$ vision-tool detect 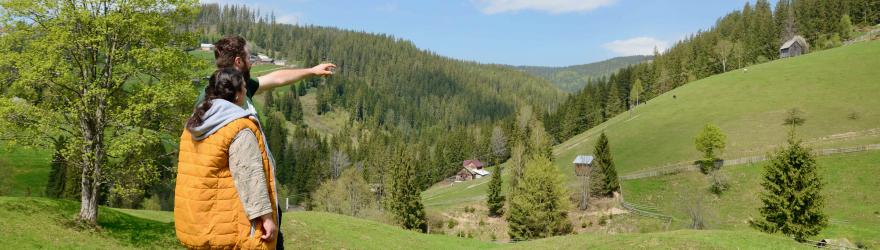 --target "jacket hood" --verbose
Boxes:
[188,99,253,141]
